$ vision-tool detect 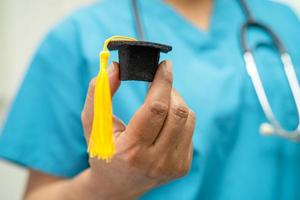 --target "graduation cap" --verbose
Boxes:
[88,36,172,162]
[108,41,172,81]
